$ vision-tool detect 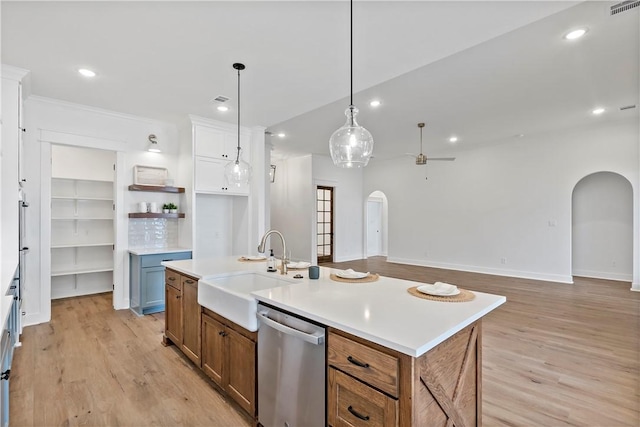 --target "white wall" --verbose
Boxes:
[270,154,366,264]
[364,118,638,286]
[23,96,180,325]
[270,155,313,261]
[312,155,364,262]
[572,172,633,281]
[51,144,116,180]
